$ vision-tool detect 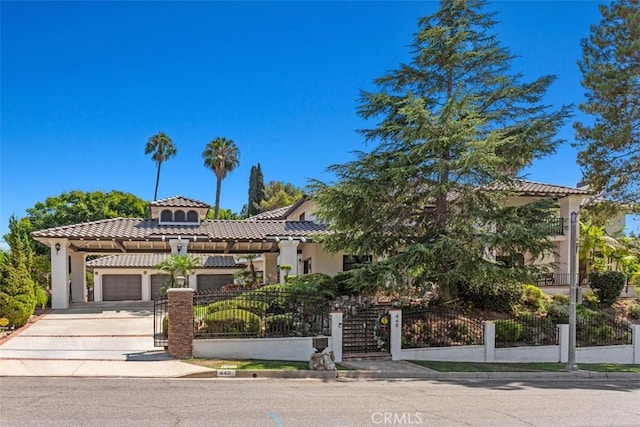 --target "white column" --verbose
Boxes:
[69,252,87,303]
[188,273,197,290]
[633,325,640,364]
[263,253,278,284]
[278,240,299,283]
[94,271,103,302]
[484,322,495,363]
[558,196,582,277]
[558,324,569,363]
[50,240,69,309]
[389,309,402,361]
[331,311,343,363]
[141,272,151,301]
